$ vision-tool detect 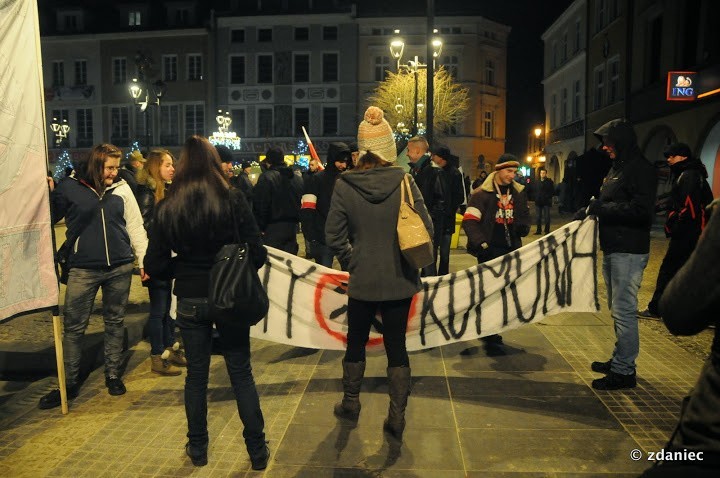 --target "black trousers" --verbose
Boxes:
[345,297,412,367]
[648,236,698,314]
[263,221,299,255]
